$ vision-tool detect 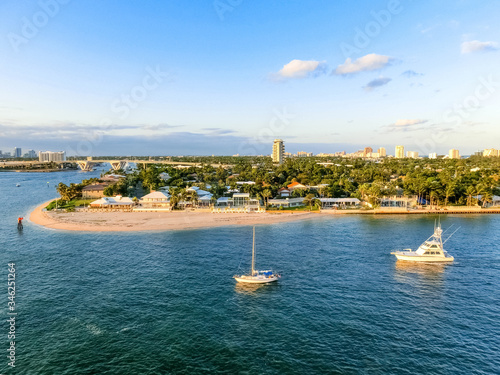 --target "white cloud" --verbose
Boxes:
[394,119,428,127]
[382,119,429,133]
[274,59,327,80]
[461,40,498,54]
[334,53,393,75]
